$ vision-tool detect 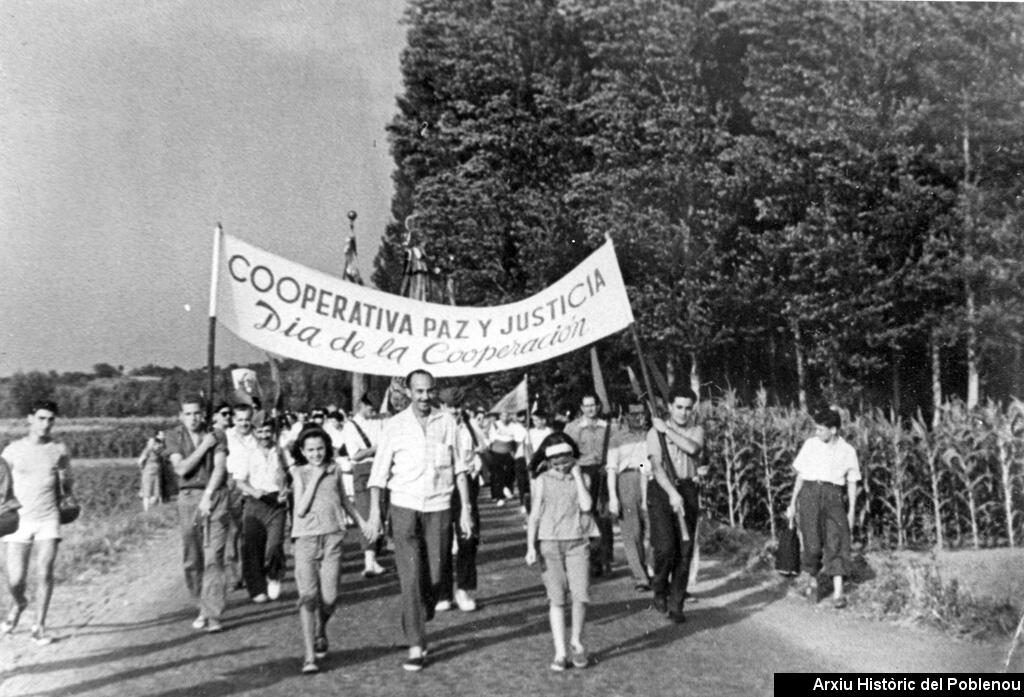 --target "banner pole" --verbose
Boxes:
[207,223,223,420]
[524,373,532,462]
[630,323,688,542]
